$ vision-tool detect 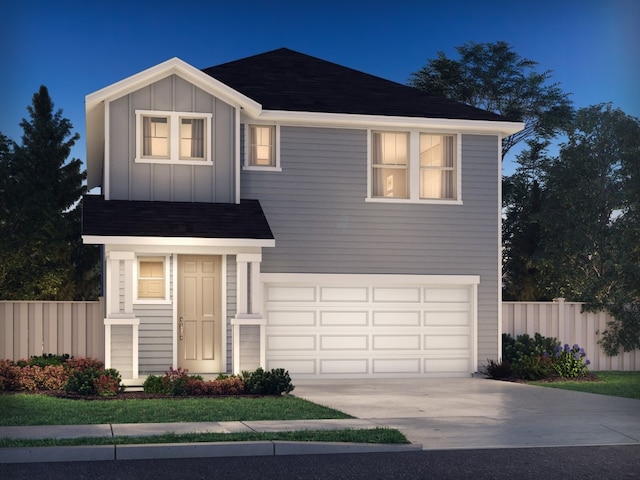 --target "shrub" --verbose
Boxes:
[483,359,514,379]
[553,344,590,378]
[65,367,123,396]
[0,360,21,391]
[241,368,294,395]
[142,374,166,393]
[485,334,590,381]
[27,353,71,367]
